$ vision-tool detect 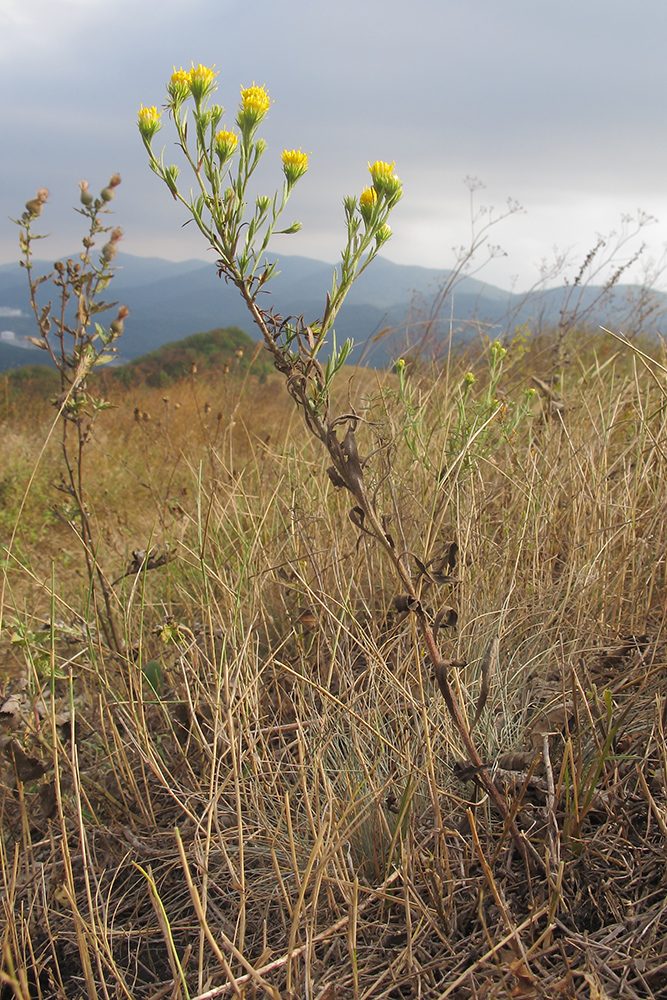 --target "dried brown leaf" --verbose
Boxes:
[4,739,48,782]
